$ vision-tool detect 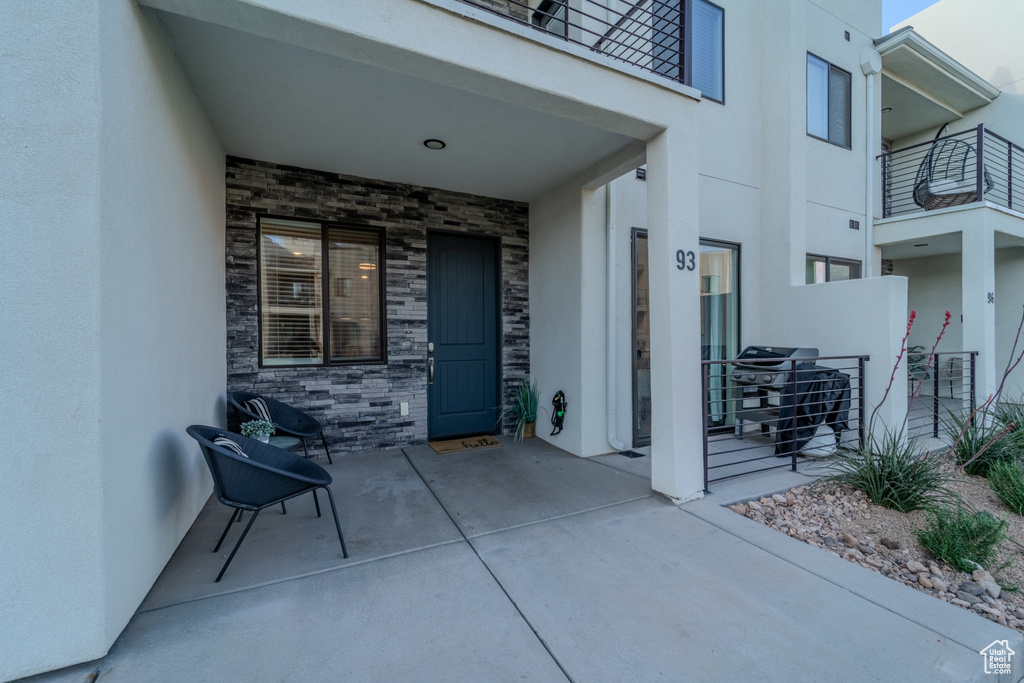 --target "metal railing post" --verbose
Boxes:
[970,352,977,426]
[789,360,798,472]
[858,356,867,448]
[701,361,710,492]
[881,154,889,218]
[1009,143,1014,210]
[933,353,940,438]
[977,124,986,203]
